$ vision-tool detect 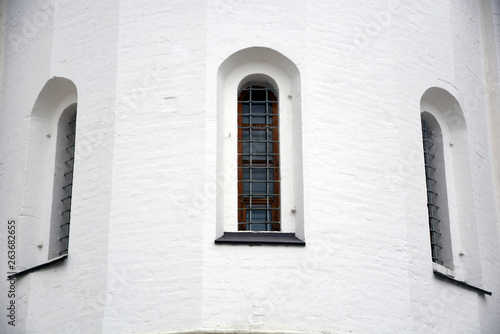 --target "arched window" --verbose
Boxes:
[237,82,280,231]
[14,77,77,276]
[215,47,304,245]
[420,87,490,294]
